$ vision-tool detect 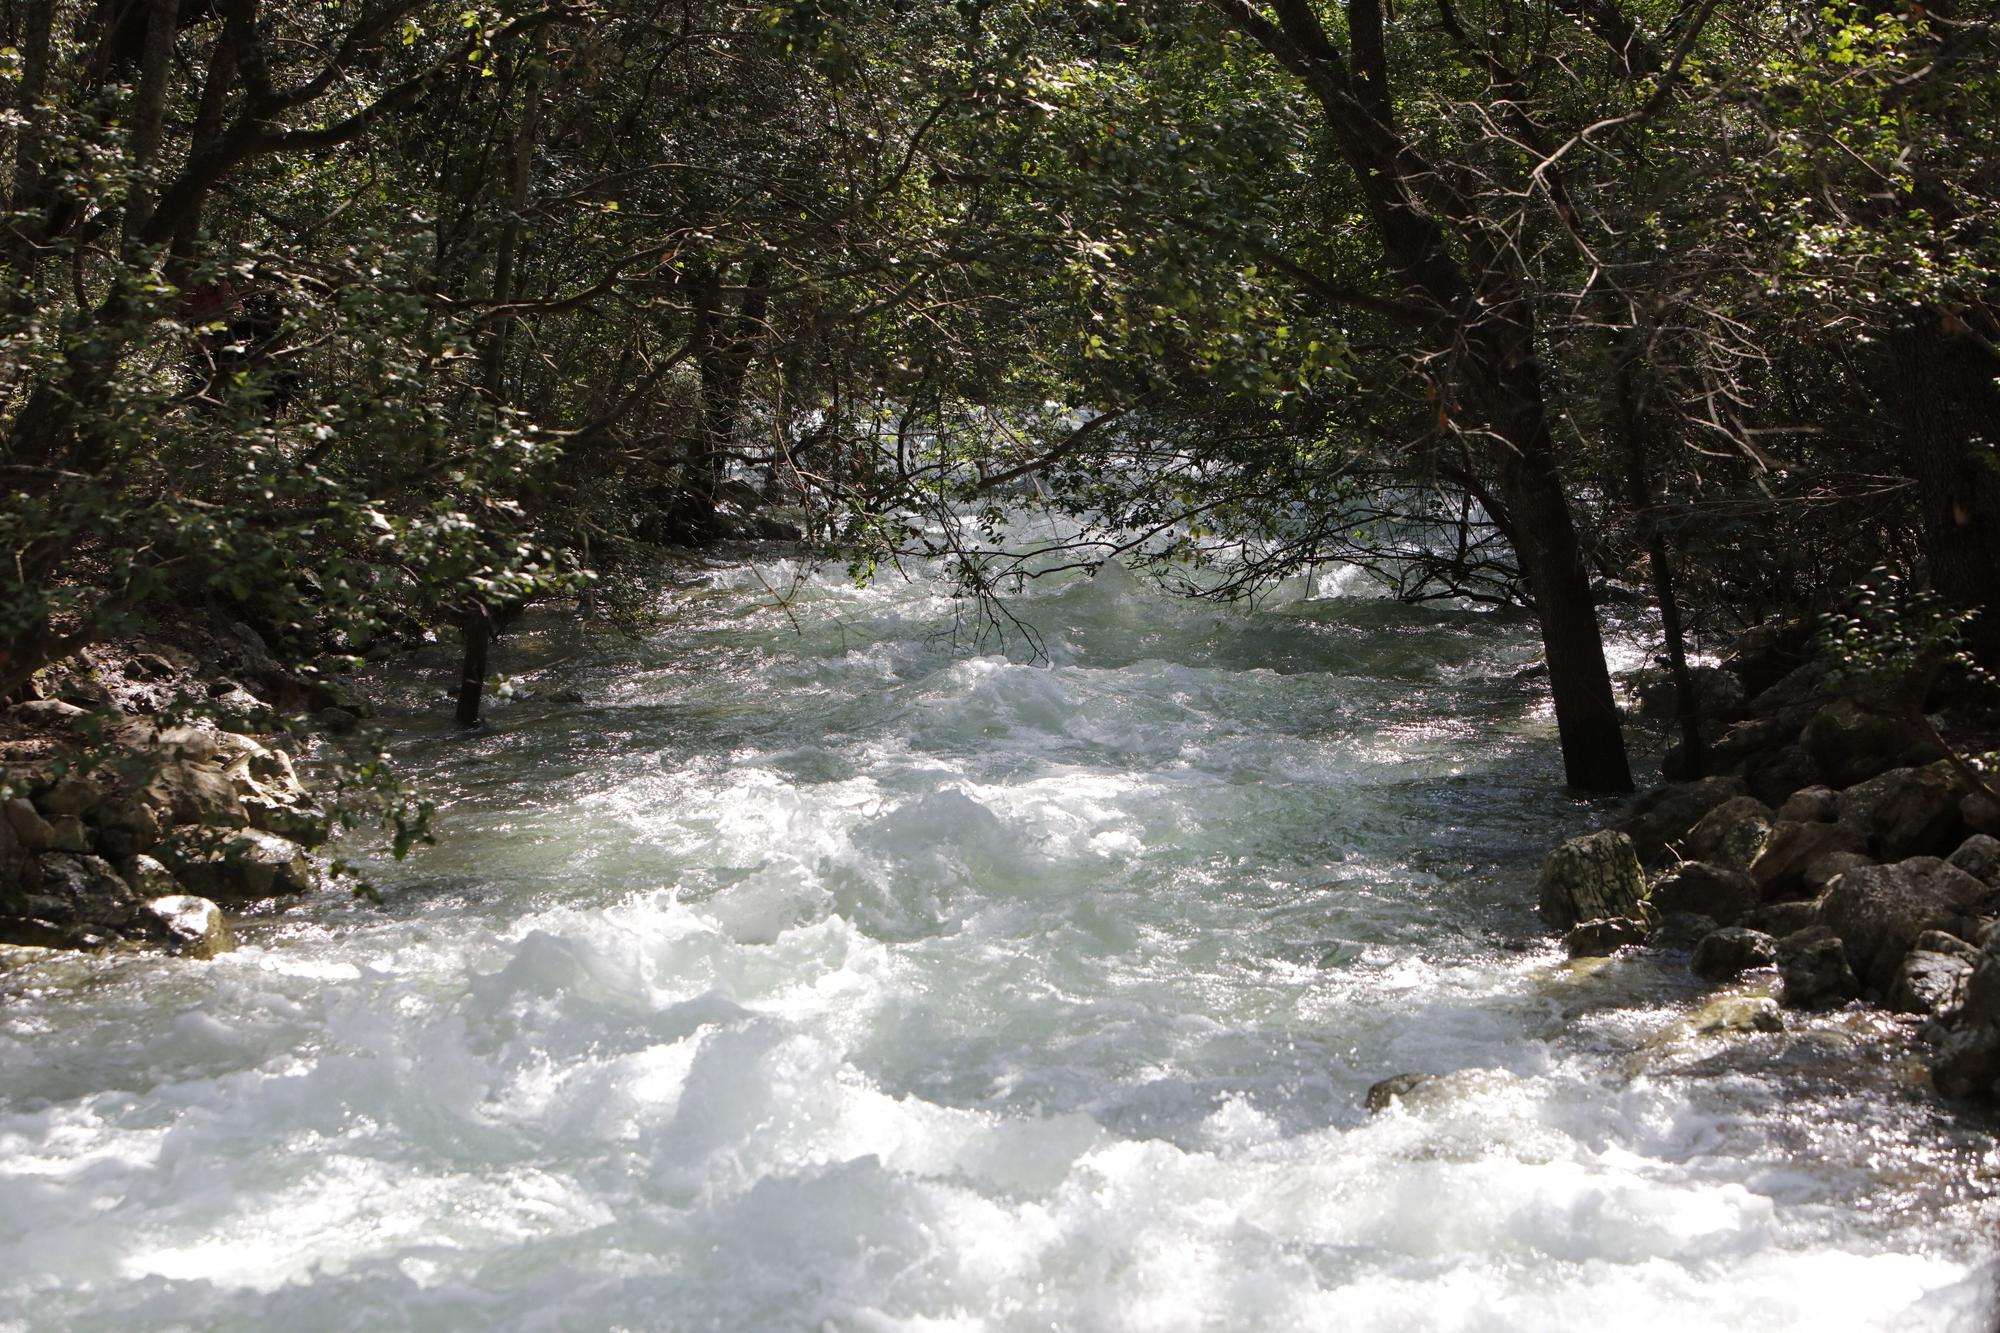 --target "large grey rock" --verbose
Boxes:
[1650,862,1760,925]
[1749,820,1868,899]
[142,759,246,828]
[1817,857,1994,995]
[136,895,236,959]
[178,829,313,902]
[1776,926,1859,1009]
[1804,700,1941,788]
[1615,777,1748,865]
[1682,797,1775,873]
[1538,831,1647,930]
[1692,927,1777,982]
[28,852,139,925]
[1838,765,1964,861]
